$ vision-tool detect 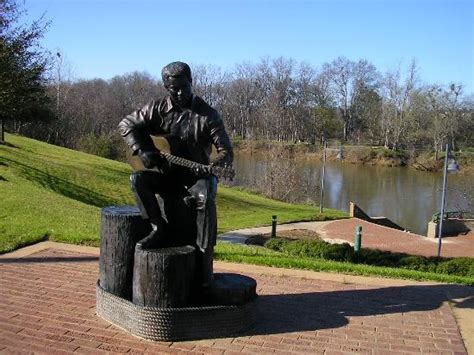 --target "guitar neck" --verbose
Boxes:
[160,152,206,170]
[125,134,234,180]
